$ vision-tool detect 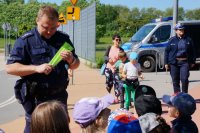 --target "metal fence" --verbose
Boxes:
[59,3,96,62]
